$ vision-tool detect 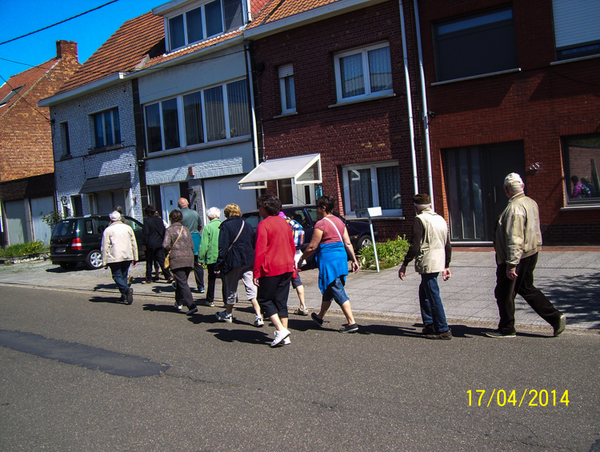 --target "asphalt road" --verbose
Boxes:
[1,285,599,451]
